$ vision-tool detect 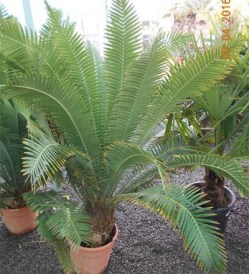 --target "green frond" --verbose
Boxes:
[23,190,71,212]
[36,211,74,272]
[162,31,192,56]
[228,119,249,159]
[105,32,172,142]
[0,138,16,183]
[41,2,105,154]
[136,35,244,145]
[147,135,193,160]
[104,0,142,117]
[167,152,249,198]
[195,85,234,121]
[117,166,159,194]
[4,75,91,147]
[24,191,92,272]
[22,131,77,185]
[105,31,196,143]
[0,16,39,72]
[194,70,249,123]
[46,207,91,248]
[0,99,34,198]
[104,141,169,196]
[1,5,104,170]
[117,185,226,273]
